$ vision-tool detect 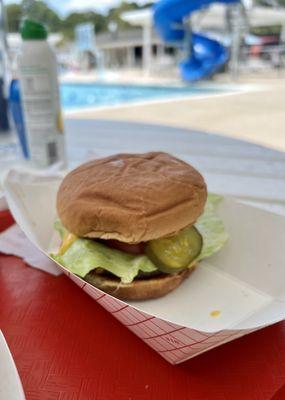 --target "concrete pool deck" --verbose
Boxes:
[66,73,285,153]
